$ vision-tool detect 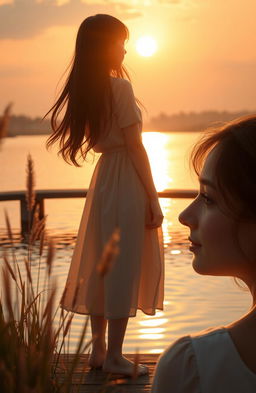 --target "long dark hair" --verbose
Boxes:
[191,115,256,220]
[45,14,130,167]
